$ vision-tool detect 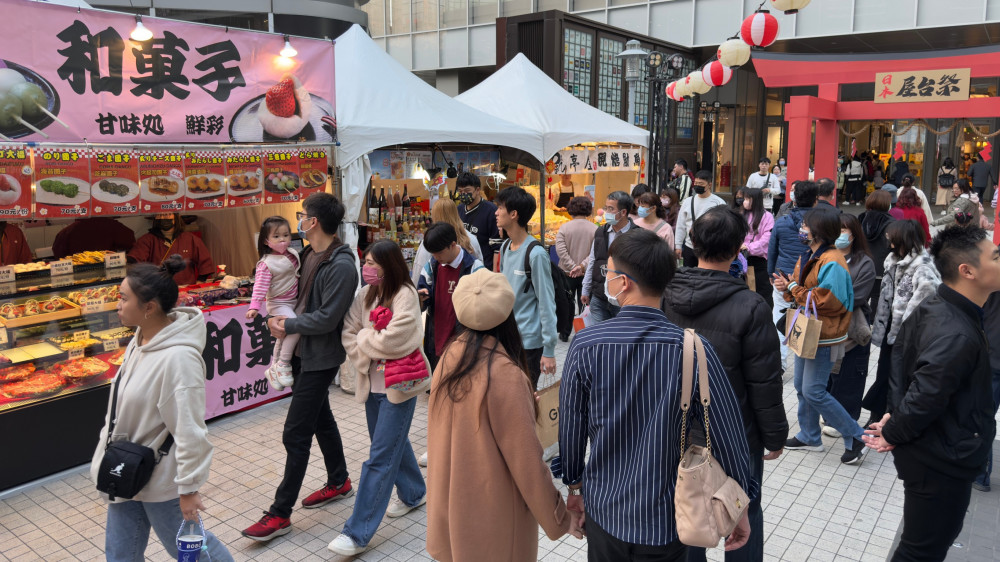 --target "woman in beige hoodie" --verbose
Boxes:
[91,256,233,561]
[330,240,431,556]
